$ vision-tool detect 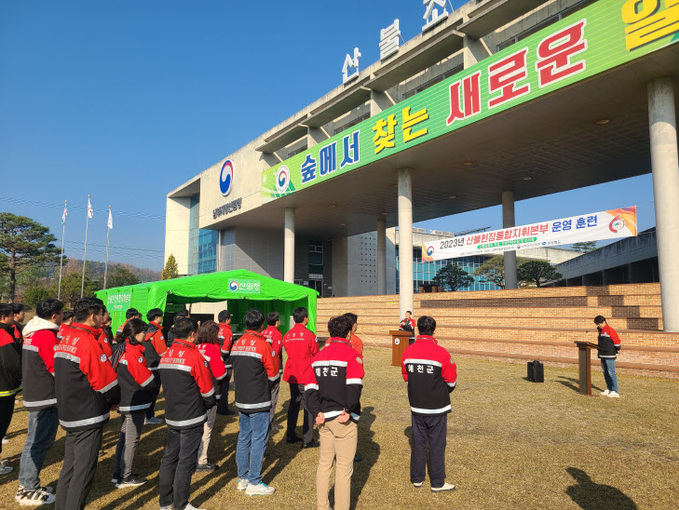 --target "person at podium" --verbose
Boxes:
[399,311,416,332]
[594,315,621,398]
